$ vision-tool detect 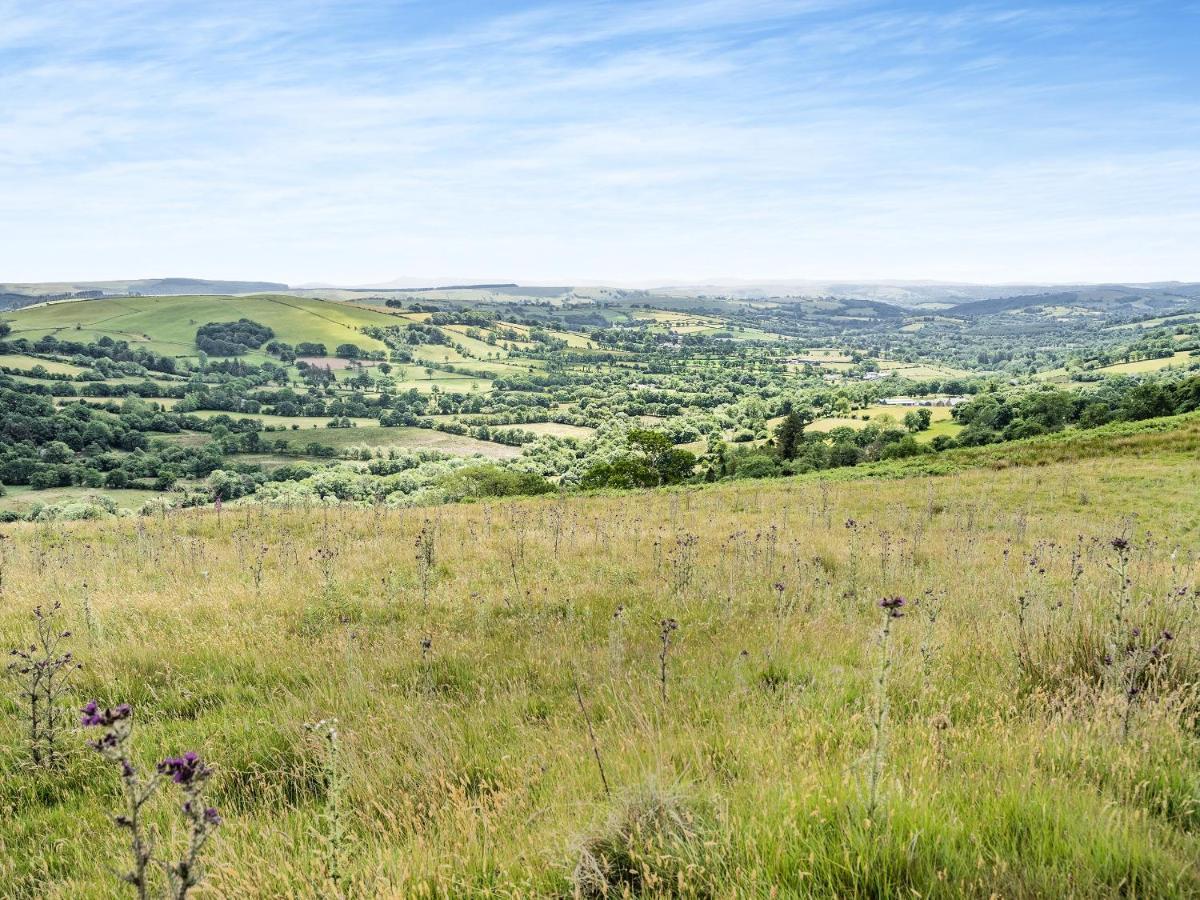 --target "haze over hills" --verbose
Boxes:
[944,283,1200,317]
[5,277,1200,322]
[0,278,288,310]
